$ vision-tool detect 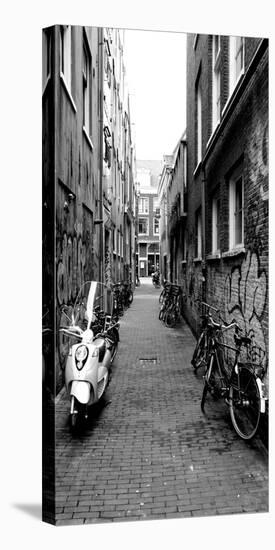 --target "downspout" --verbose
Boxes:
[201,165,207,303]
[98,28,104,284]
